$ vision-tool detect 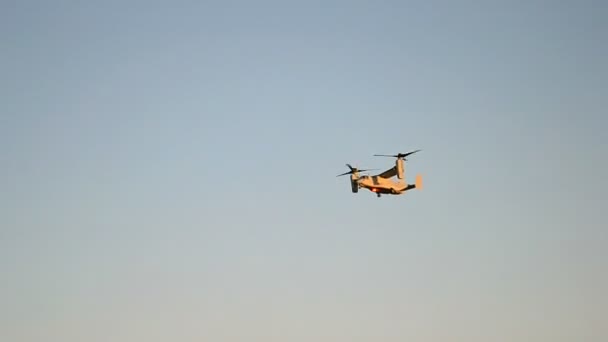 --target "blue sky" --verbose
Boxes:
[2,1,607,341]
